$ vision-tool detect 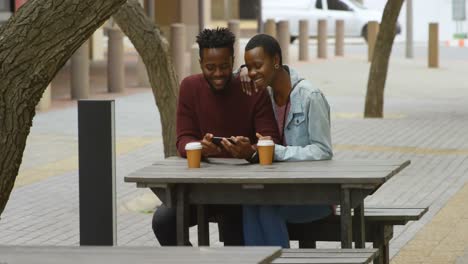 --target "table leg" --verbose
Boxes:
[340,187,352,248]
[197,205,210,246]
[176,185,189,246]
[354,203,366,248]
